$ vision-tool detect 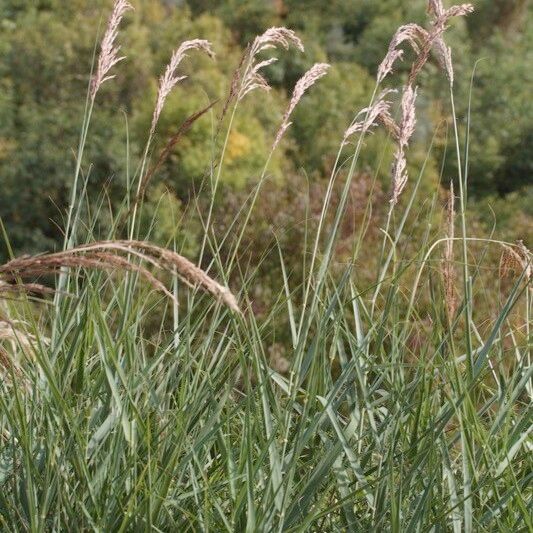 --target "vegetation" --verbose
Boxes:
[0,0,531,530]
